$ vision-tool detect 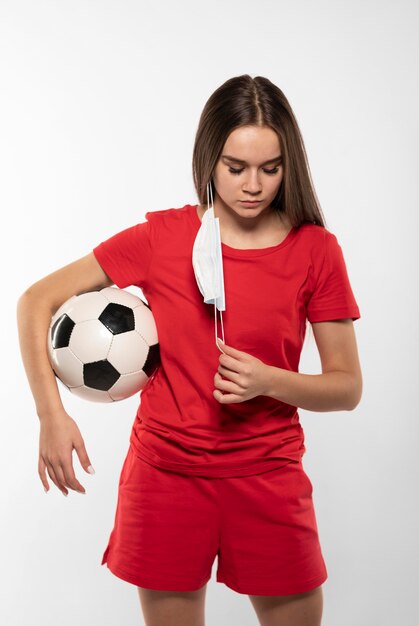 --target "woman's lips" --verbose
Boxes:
[240,200,262,206]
